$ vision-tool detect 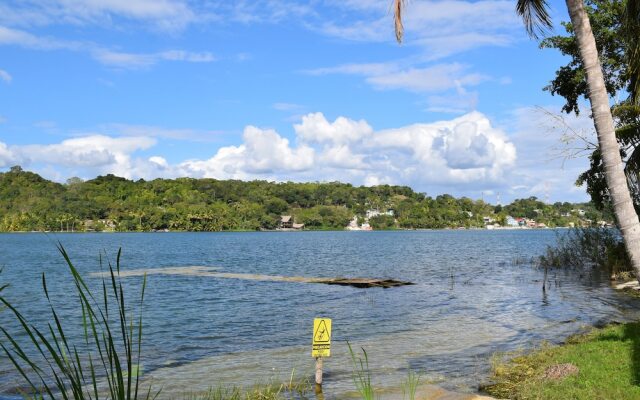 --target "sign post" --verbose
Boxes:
[312,318,332,393]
